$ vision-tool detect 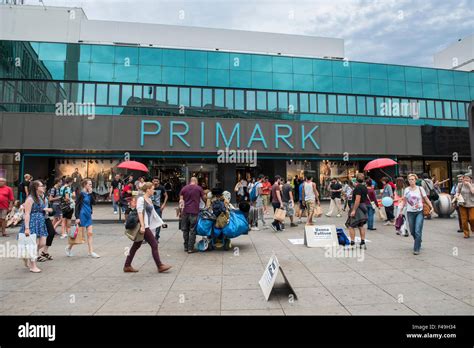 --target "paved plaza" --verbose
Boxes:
[0,203,473,316]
